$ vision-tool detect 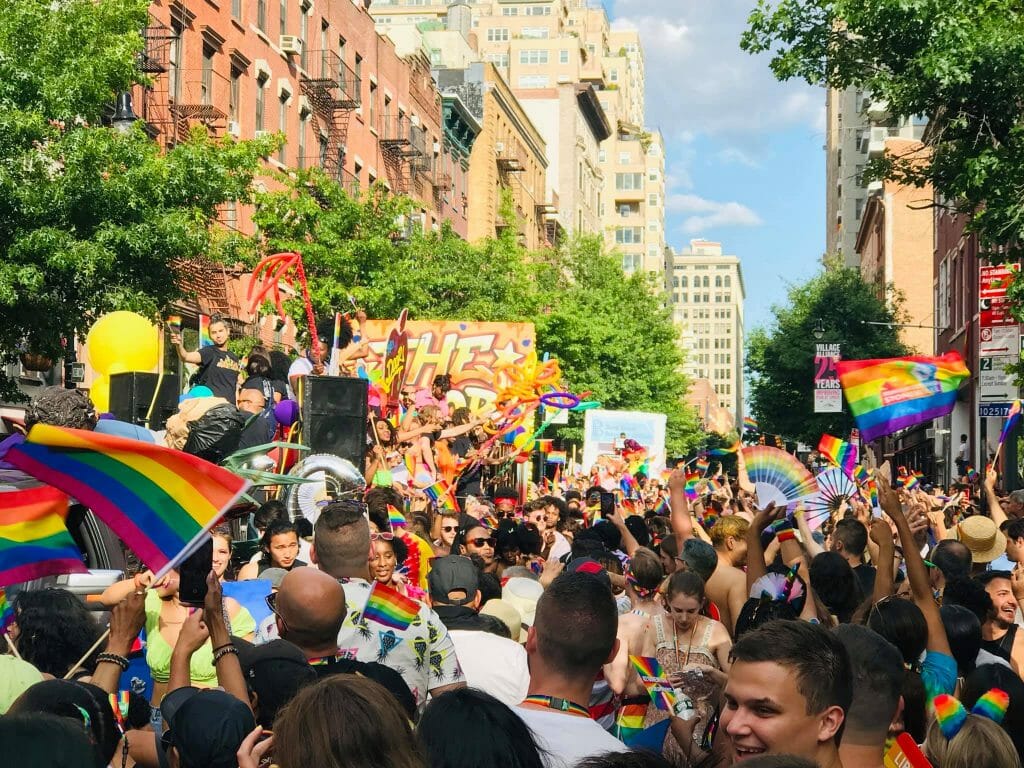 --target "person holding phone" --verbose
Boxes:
[100,528,256,704]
